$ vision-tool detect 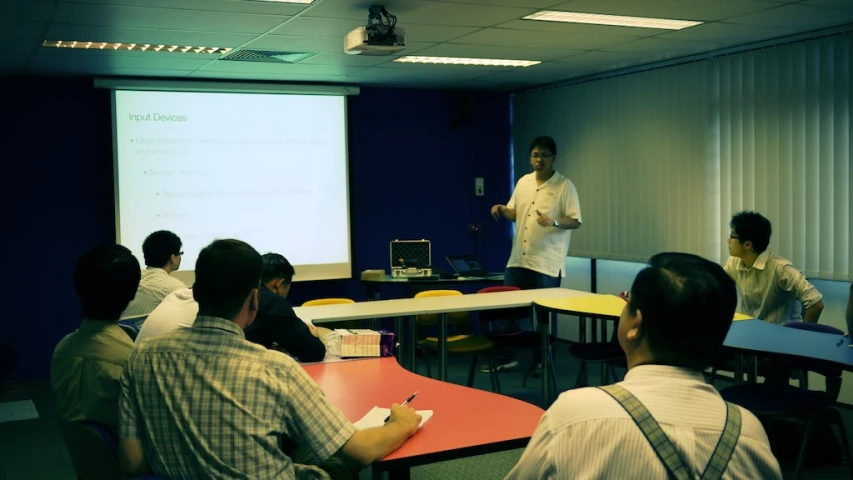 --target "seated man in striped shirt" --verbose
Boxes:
[120,230,186,328]
[724,211,824,324]
[119,239,421,480]
[506,252,782,480]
